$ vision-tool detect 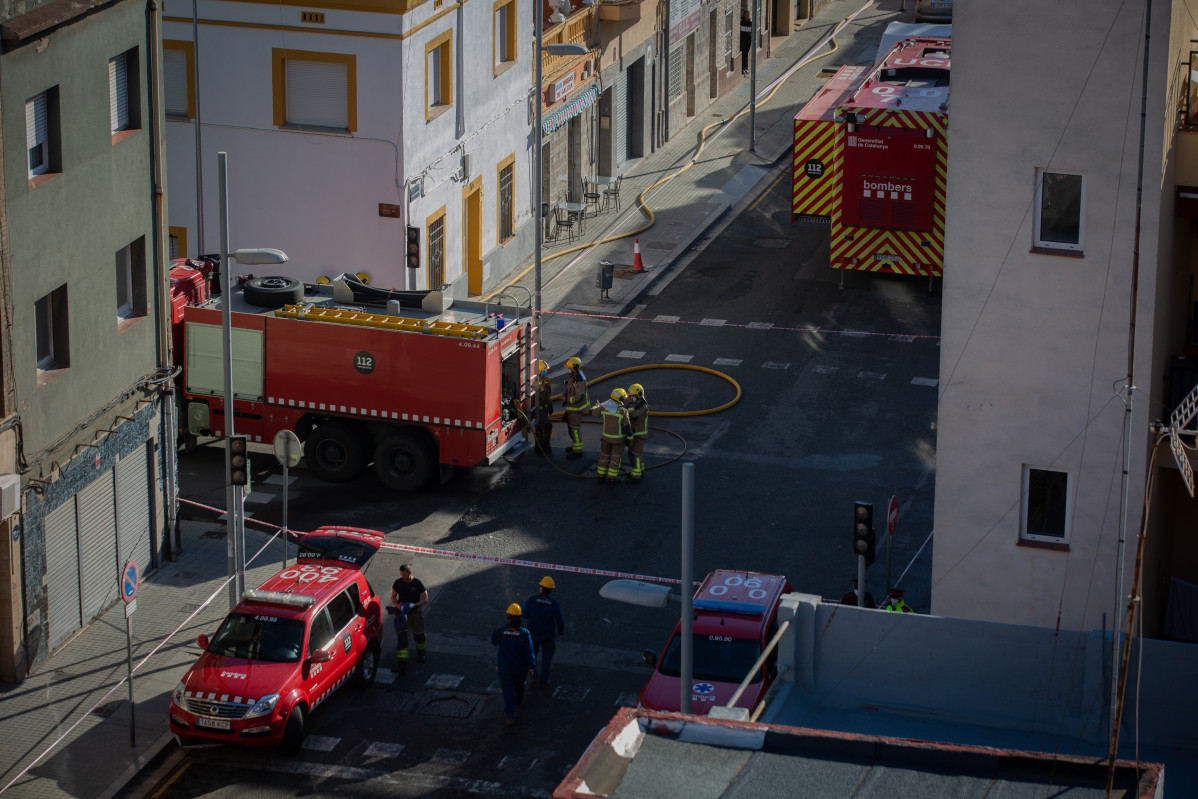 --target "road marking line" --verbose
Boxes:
[857,371,887,380]
[665,354,694,362]
[713,358,742,367]
[364,741,405,758]
[911,377,939,387]
[617,350,646,359]
[763,362,790,370]
[747,321,774,329]
[425,673,464,689]
[700,318,726,326]
[301,735,340,752]
[813,365,839,374]
[655,315,680,323]
[890,335,916,343]
[433,748,471,764]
